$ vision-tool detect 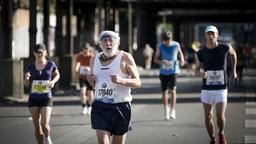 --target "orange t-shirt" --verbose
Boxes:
[77,54,93,80]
